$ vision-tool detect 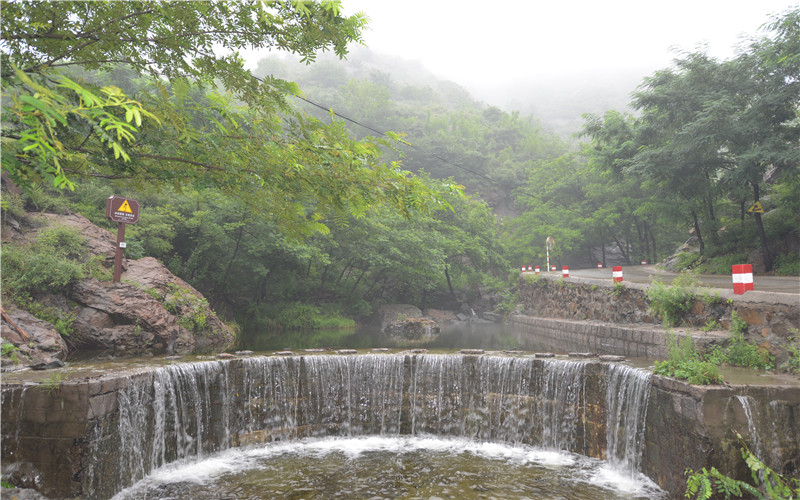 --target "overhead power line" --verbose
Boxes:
[250,73,499,185]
